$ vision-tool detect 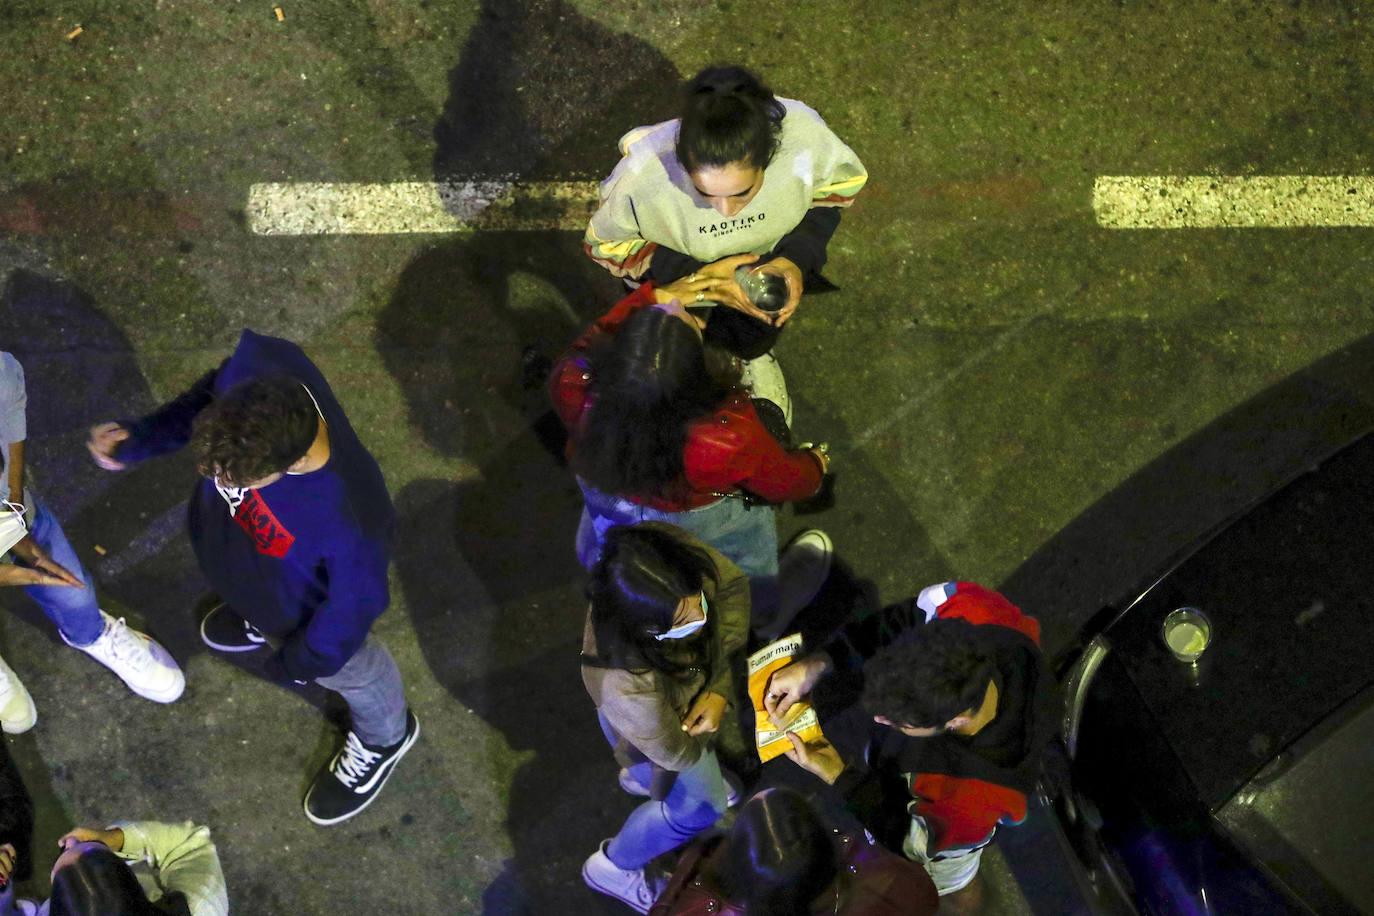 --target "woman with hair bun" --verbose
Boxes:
[584,65,867,361]
[579,522,750,913]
